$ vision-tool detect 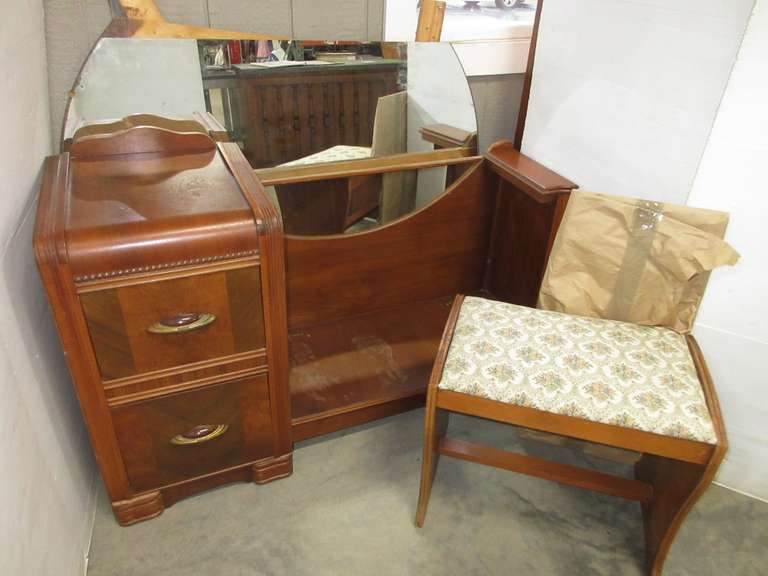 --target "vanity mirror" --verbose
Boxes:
[64,37,478,235]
